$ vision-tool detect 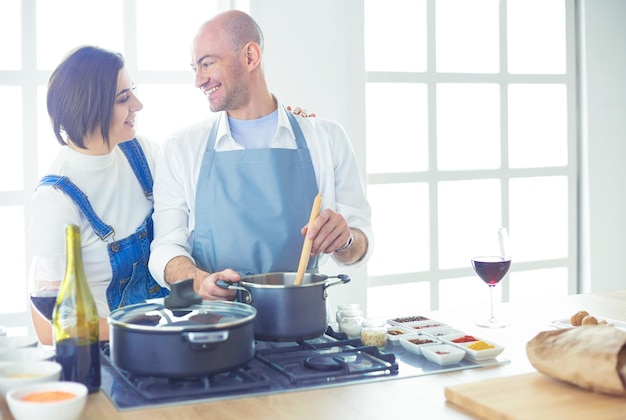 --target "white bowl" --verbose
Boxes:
[422,327,464,338]
[0,347,55,363]
[0,361,62,396]
[0,336,39,350]
[455,339,505,361]
[403,321,450,332]
[399,334,441,355]
[440,332,481,344]
[387,315,432,326]
[421,344,466,366]
[386,325,415,342]
[6,381,87,420]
